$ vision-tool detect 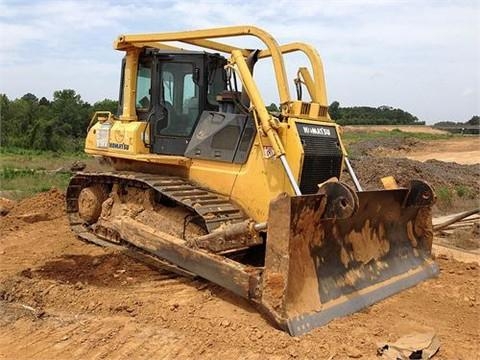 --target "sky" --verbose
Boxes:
[0,0,479,123]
